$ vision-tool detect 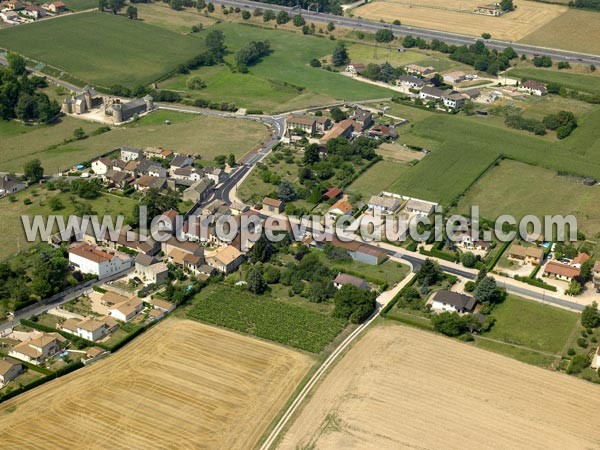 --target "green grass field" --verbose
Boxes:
[63,0,97,11]
[347,160,409,197]
[0,187,137,260]
[483,296,578,354]
[507,67,600,95]
[161,22,397,112]
[0,111,268,174]
[0,12,204,88]
[187,284,346,353]
[473,338,558,367]
[455,159,600,237]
